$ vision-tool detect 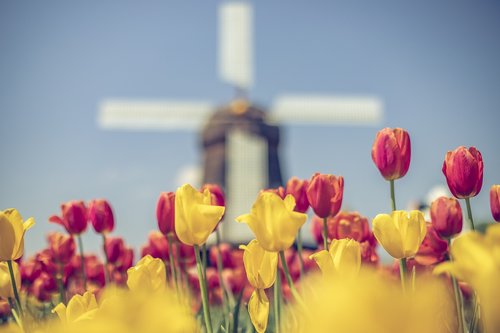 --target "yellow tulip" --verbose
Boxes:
[127,255,166,292]
[175,184,225,246]
[372,210,426,259]
[434,224,500,333]
[53,291,98,324]
[0,209,35,261]
[0,261,20,299]
[310,238,361,278]
[240,239,278,289]
[248,289,269,333]
[236,192,307,252]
